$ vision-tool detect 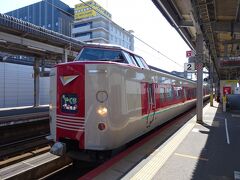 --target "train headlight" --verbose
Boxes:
[96,91,108,103]
[97,106,108,117]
